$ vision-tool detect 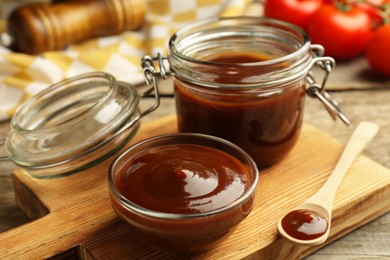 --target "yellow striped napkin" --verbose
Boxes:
[0,0,250,121]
